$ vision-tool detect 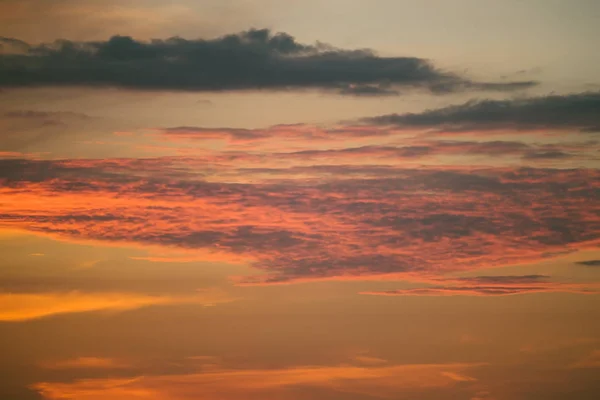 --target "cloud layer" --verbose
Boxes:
[1,157,598,285]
